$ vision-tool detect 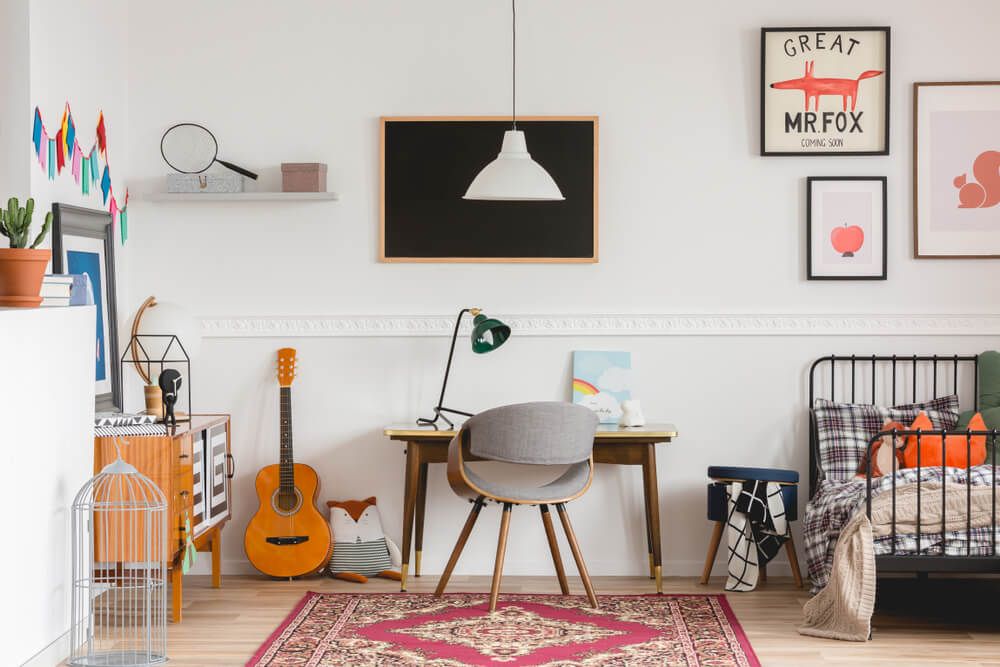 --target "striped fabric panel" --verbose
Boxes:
[328,538,392,577]
[95,423,171,437]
